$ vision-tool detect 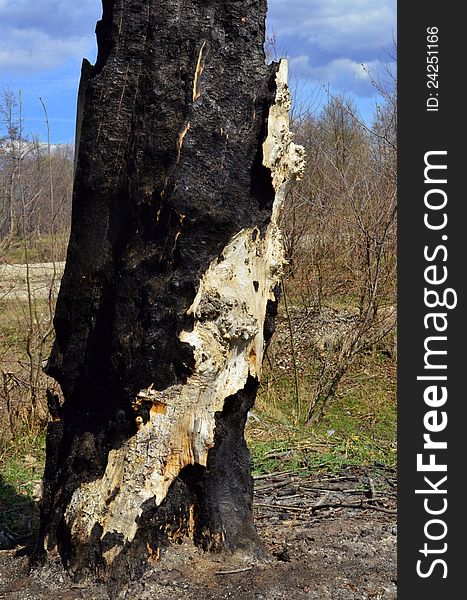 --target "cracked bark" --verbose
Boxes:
[37,0,304,582]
